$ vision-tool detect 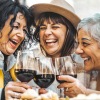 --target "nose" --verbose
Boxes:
[45,27,52,36]
[16,29,25,38]
[75,45,83,54]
